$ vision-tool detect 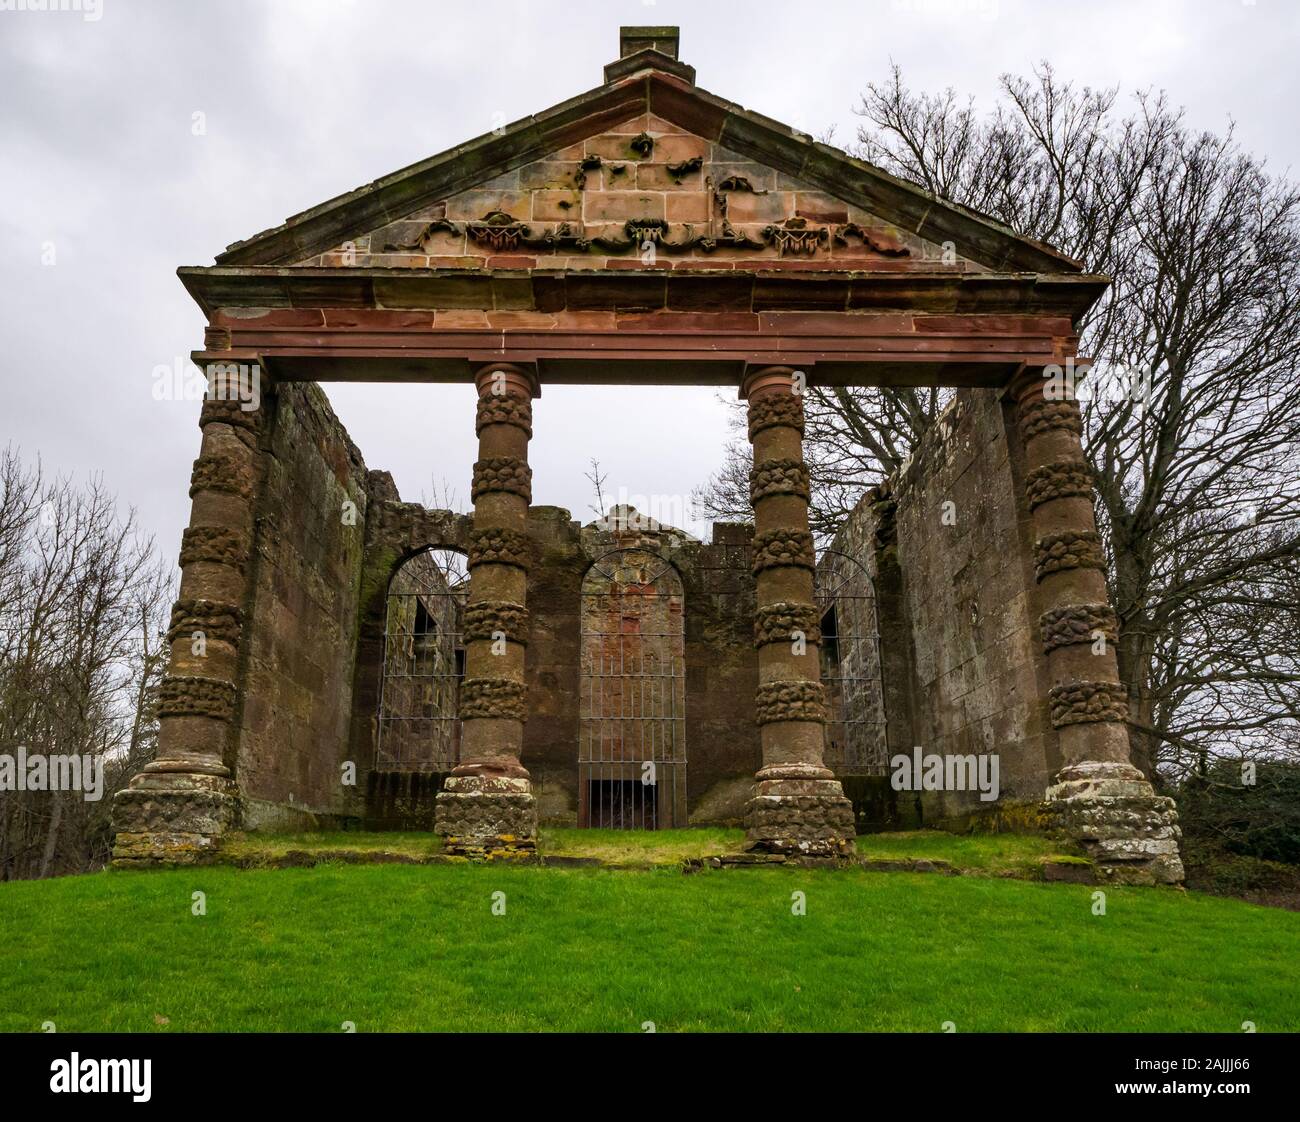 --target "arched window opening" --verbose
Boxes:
[816,549,888,775]
[579,548,686,828]
[376,547,468,772]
